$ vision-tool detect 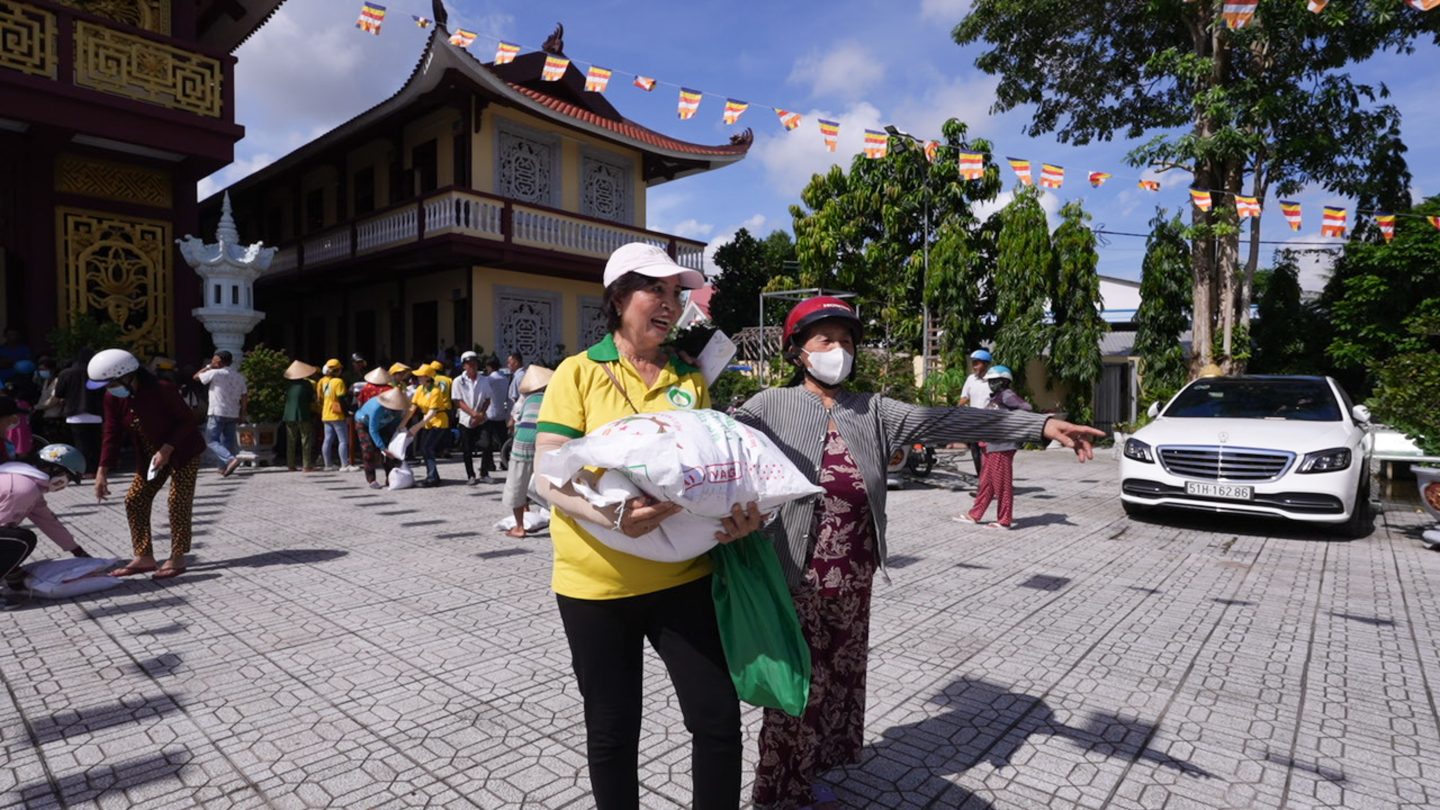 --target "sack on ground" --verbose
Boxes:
[388,463,415,491]
[493,505,551,533]
[710,533,811,717]
[24,557,125,599]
